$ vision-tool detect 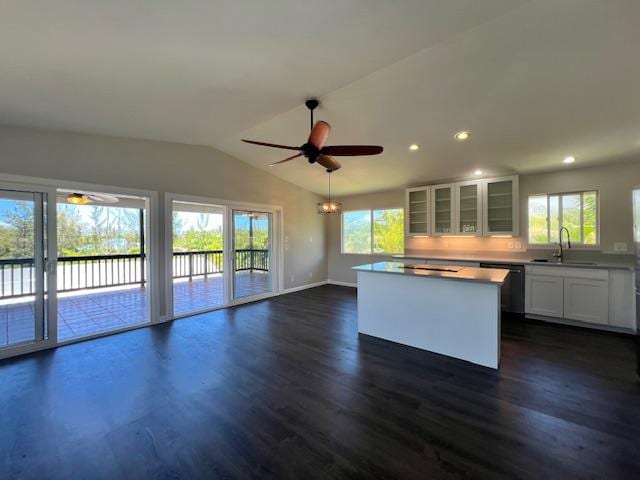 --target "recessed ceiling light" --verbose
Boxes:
[409,144,420,151]
[473,169,483,176]
[454,131,470,141]
[563,156,576,164]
